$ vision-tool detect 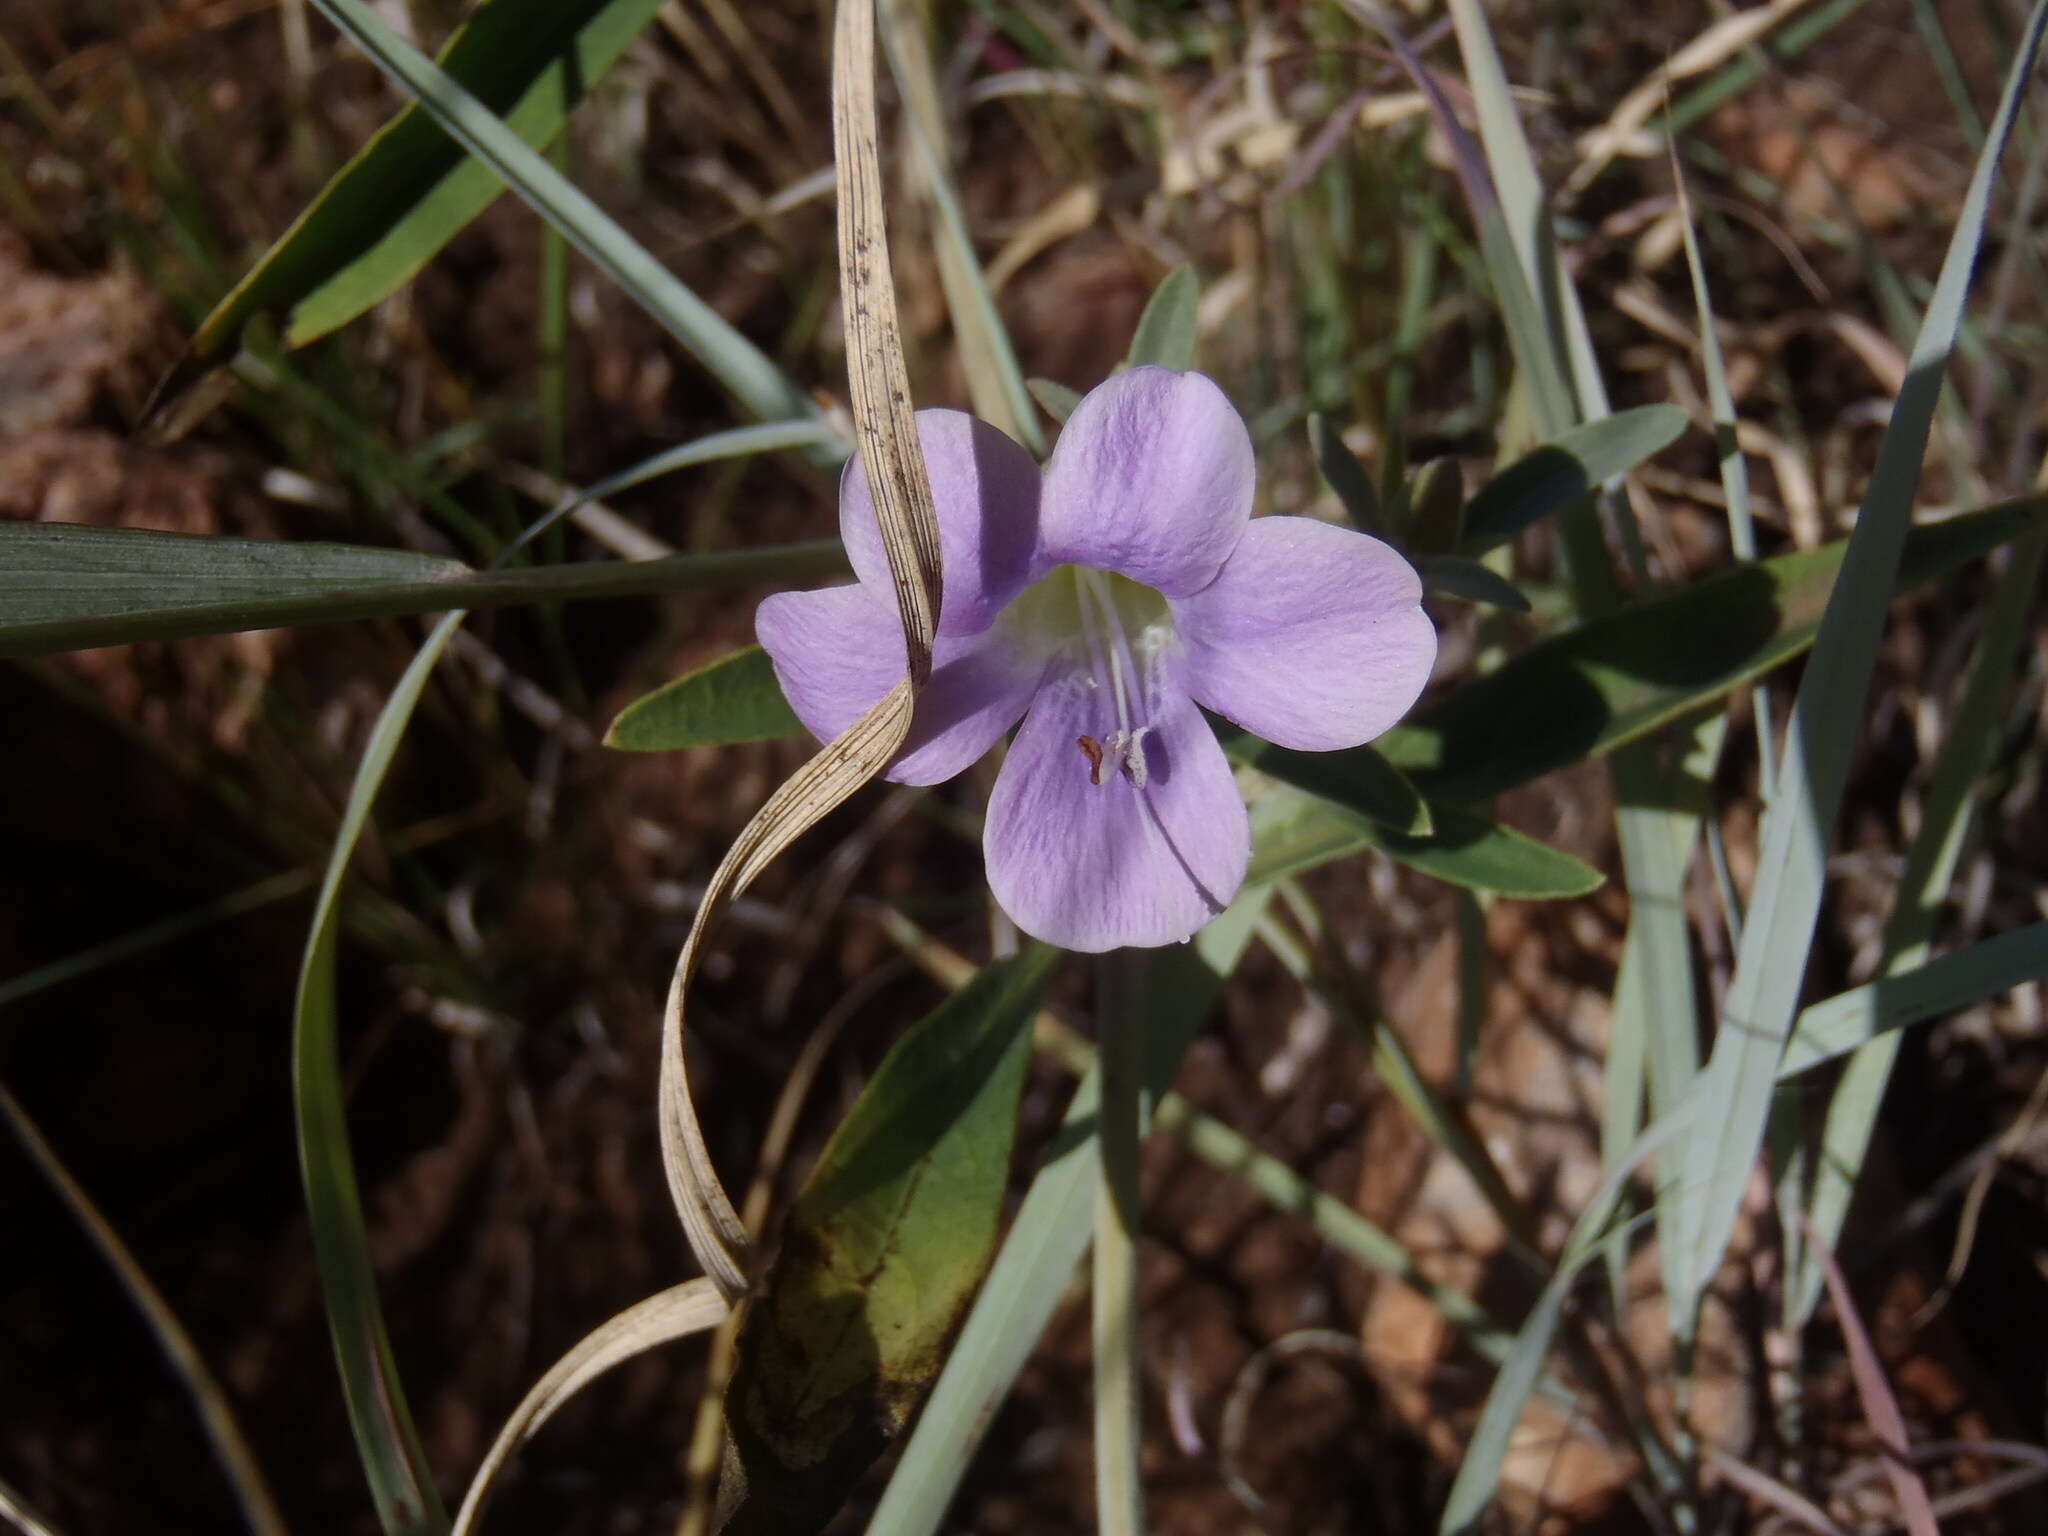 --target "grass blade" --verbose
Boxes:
[3,415,847,658]
[151,0,666,420]
[295,615,462,1536]
[0,1083,289,1536]
[0,527,848,658]
[1785,528,2048,1321]
[287,421,823,1531]
[878,0,1043,453]
[302,0,825,435]
[1777,922,2048,1079]
[1667,0,2048,1322]
[1437,1105,1698,1535]
[865,900,1267,1536]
